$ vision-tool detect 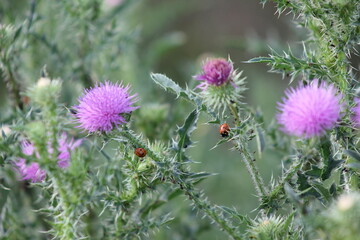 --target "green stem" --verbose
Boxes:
[228,104,267,199]
[237,143,267,198]
[4,61,23,110]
